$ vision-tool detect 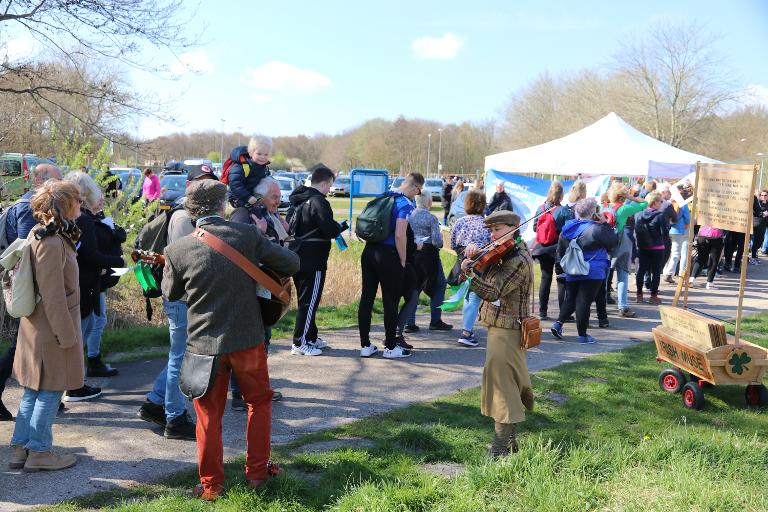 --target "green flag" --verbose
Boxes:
[439,278,472,311]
